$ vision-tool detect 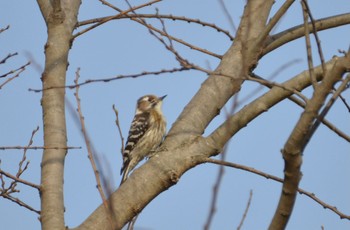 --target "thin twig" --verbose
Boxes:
[218,0,237,33]
[0,25,10,33]
[237,190,253,230]
[247,73,309,103]
[78,13,234,41]
[247,73,350,143]
[206,158,350,220]
[112,105,125,161]
[1,193,40,214]
[0,52,18,65]
[28,67,190,92]
[0,127,41,214]
[0,169,40,190]
[239,59,302,105]
[301,0,327,75]
[98,0,222,59]
[301,0,317,89]
[203,146,227,230]
[303,74,350,148]
[73,0,161,39]
[16,127,40,179]
[0,146,81,150]
[204,96,239,230]
[74,68,115,228]
[0,61,30,78]
[0,62,30,90]
[339,93,350,113]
